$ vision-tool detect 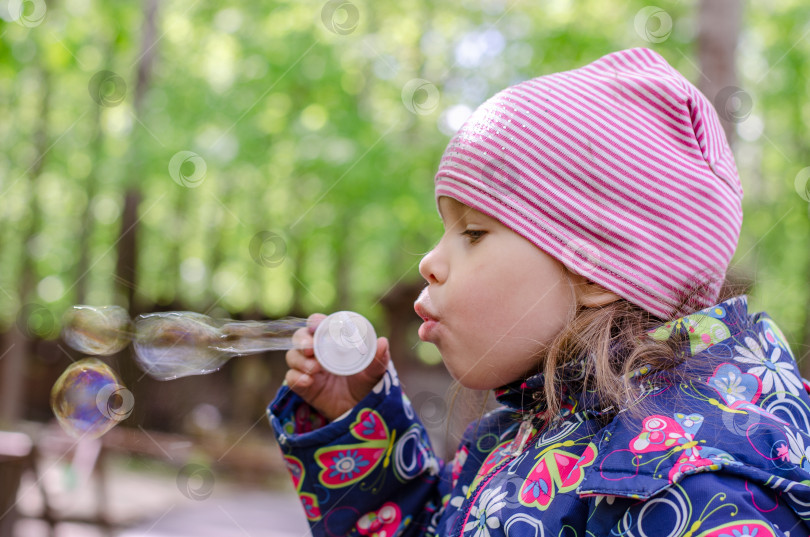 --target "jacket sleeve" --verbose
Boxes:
[593,471,806,536]
[267,362,456,537]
